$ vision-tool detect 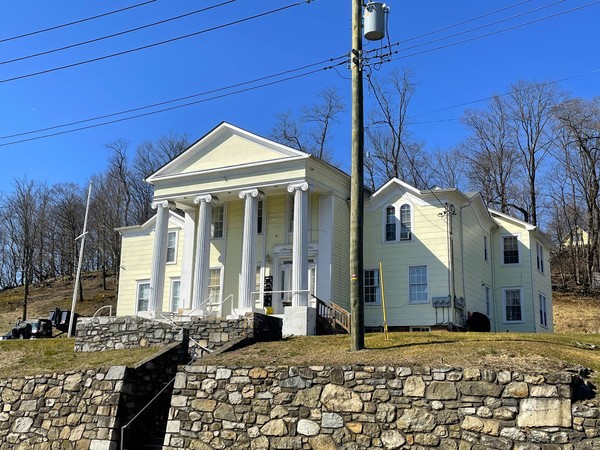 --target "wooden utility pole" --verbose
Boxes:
[350,0,365,351]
